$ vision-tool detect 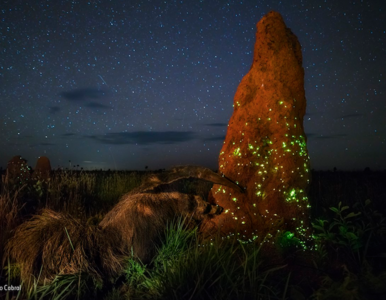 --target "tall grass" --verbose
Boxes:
[1,169,386,299]
[0,175,25,285]
[45,170,144,216]
[123,218,289,300]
